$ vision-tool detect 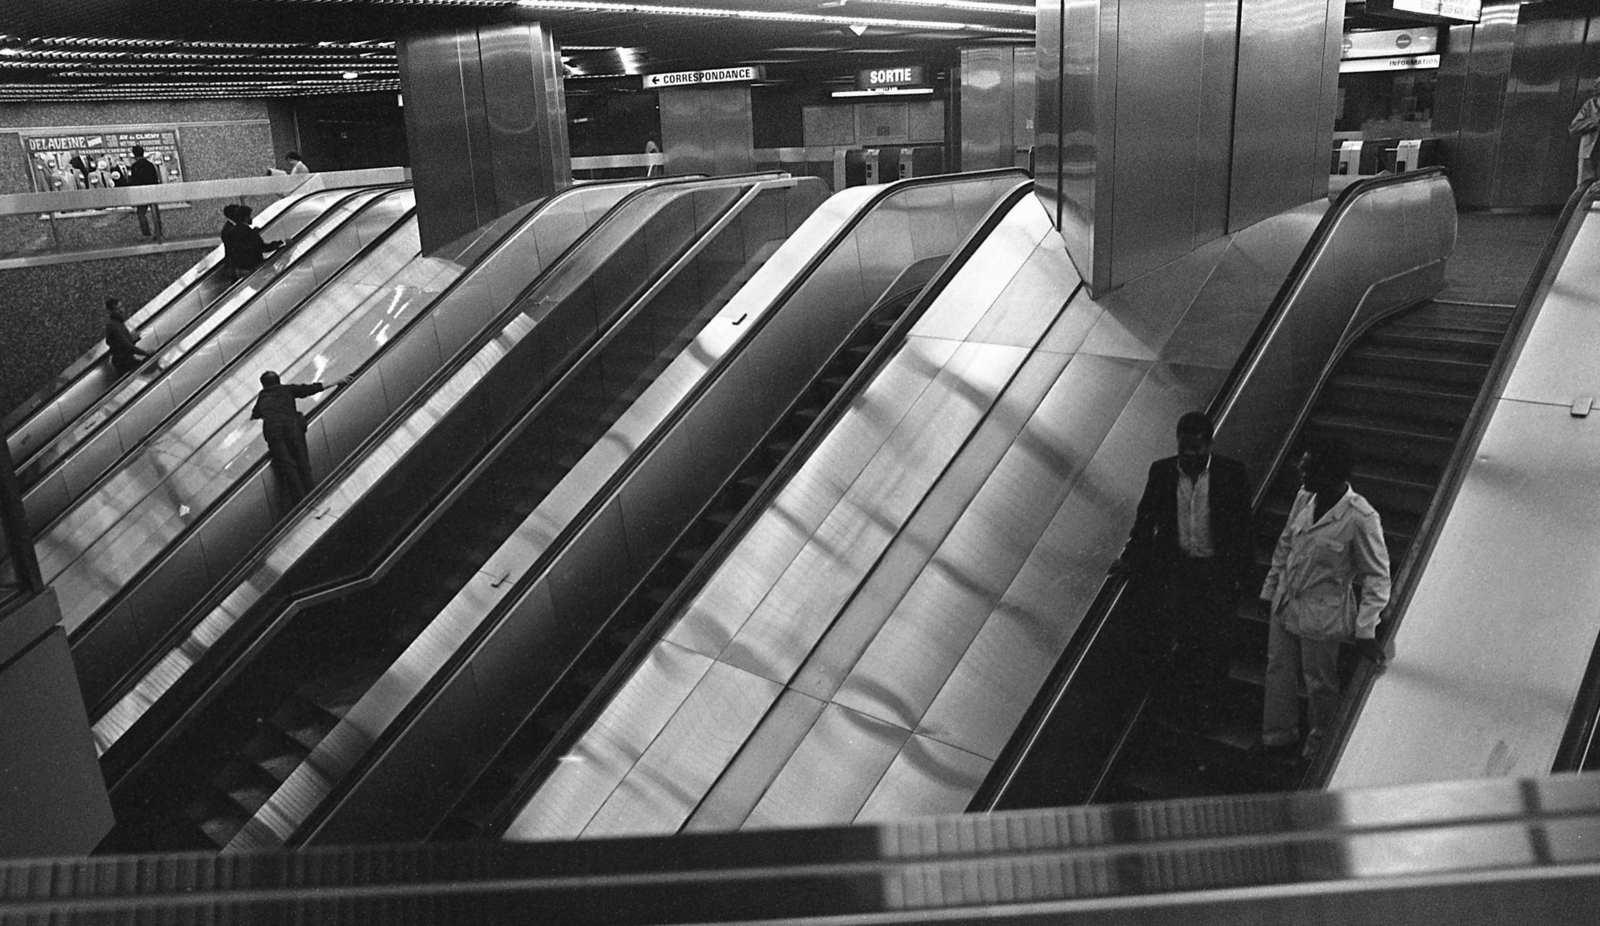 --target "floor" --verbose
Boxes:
[1438,211,1559,306]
